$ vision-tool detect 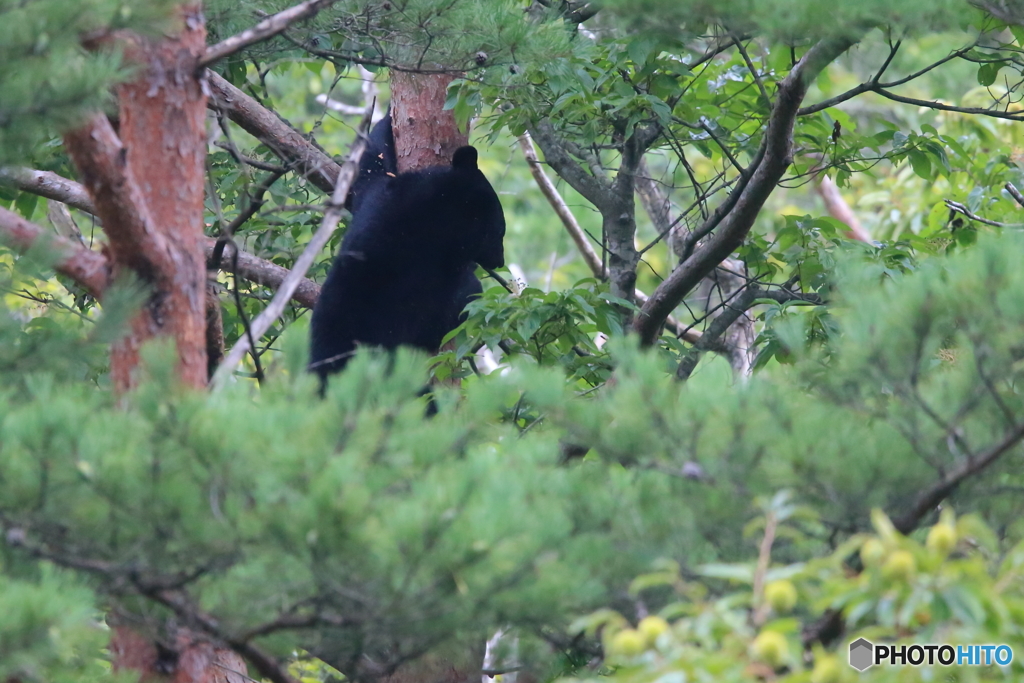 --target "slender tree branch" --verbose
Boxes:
[732,34,769,105]
[875,87,1024,120]
[0,167,97,214]
[518,133,604,276]
[207,71,341,194]
[944,199,1016,227]
[518,133,696,341]
[0,207,110,297]
[1006,182,1024,208]
[893,421,1024,534]
[675,286,820,380]
[200,0,341,68]
[635,35,859,345]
